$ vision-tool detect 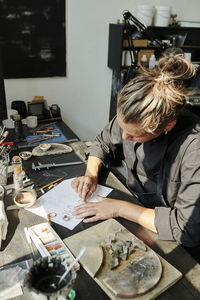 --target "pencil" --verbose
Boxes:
[28,136,53,144]
[38,177,64,191]
[24,227,35,259]
[47,213,51,222]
